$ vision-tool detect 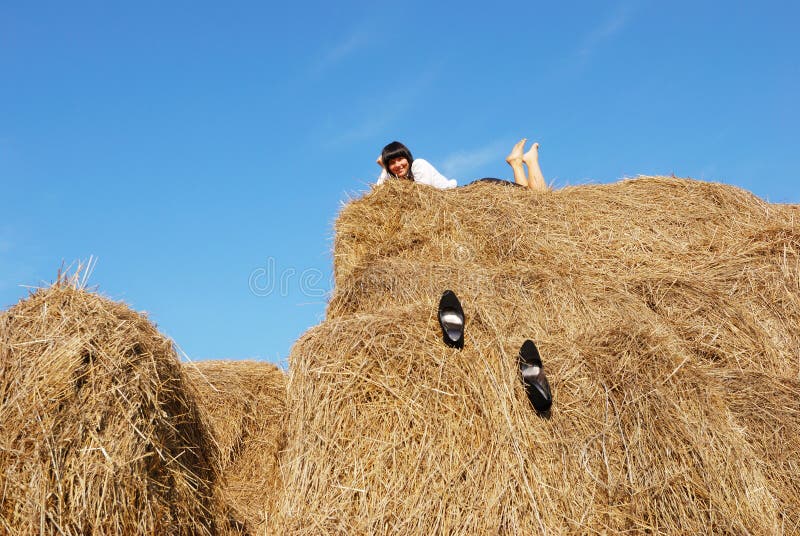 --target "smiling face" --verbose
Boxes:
[388,157,410,178]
